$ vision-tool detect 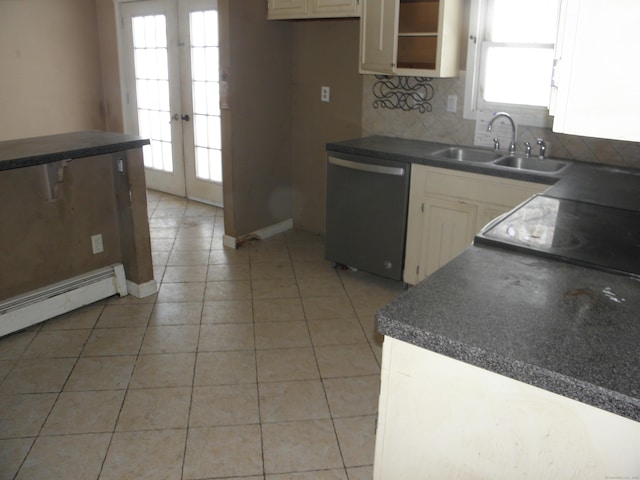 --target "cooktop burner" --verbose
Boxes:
[474,195,640,278]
